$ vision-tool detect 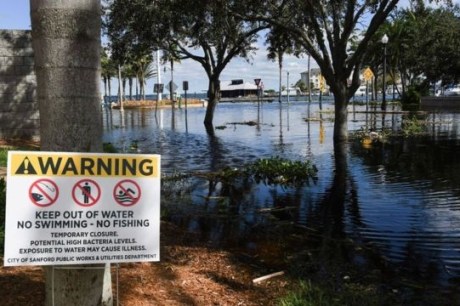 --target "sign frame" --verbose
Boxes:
[4,151,161,267]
